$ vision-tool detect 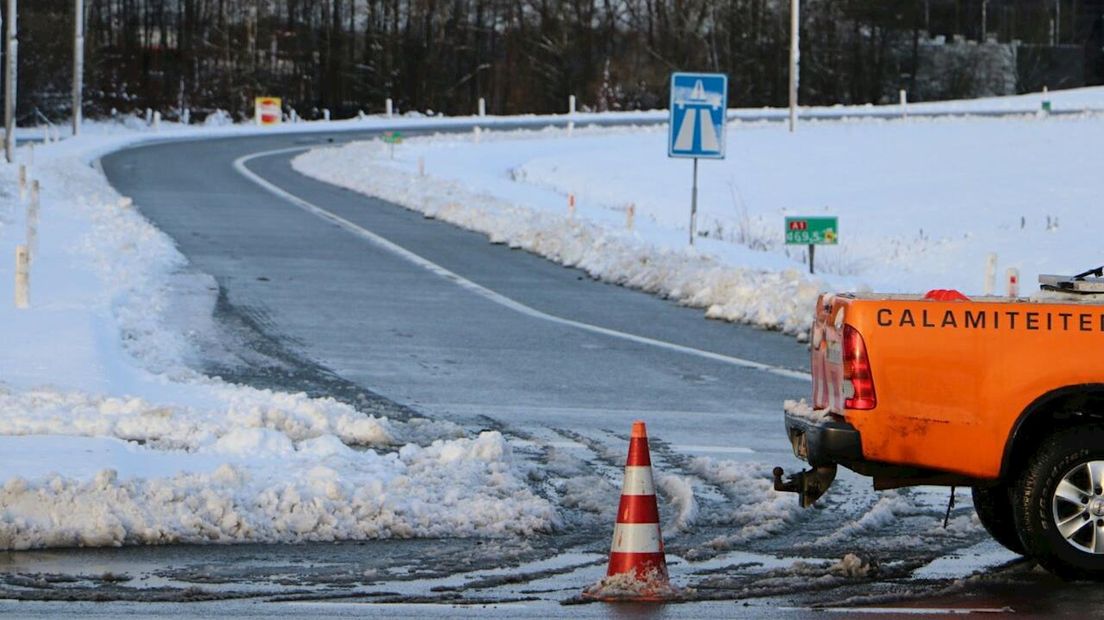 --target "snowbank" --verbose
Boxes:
[293,138,822,335]
[0,430,554,550]
[293,87,1104,334]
